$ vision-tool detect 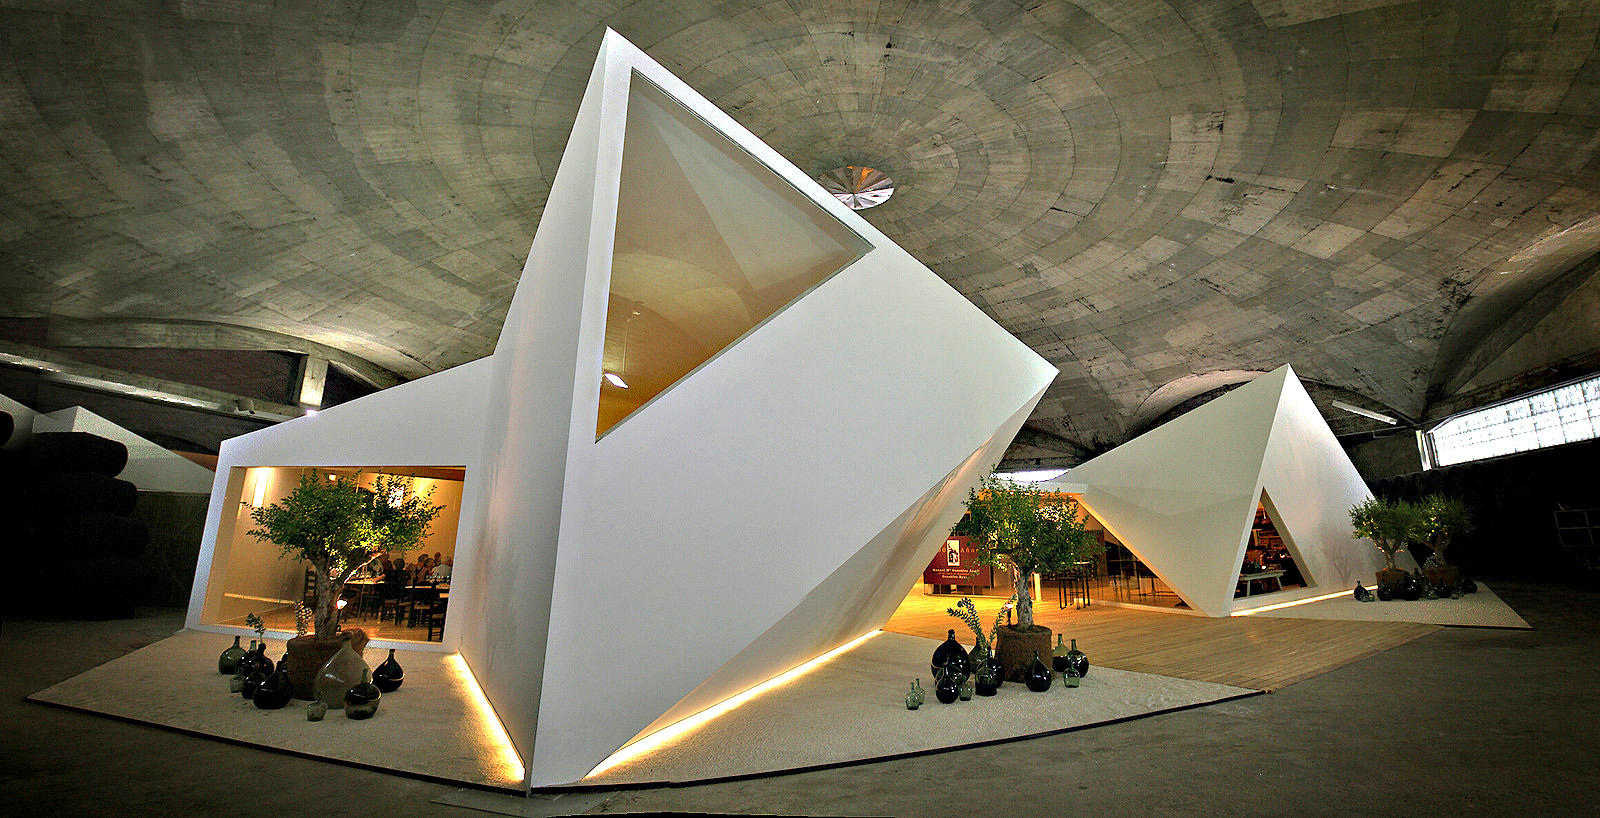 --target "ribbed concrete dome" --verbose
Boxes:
[4,1,1600,459]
